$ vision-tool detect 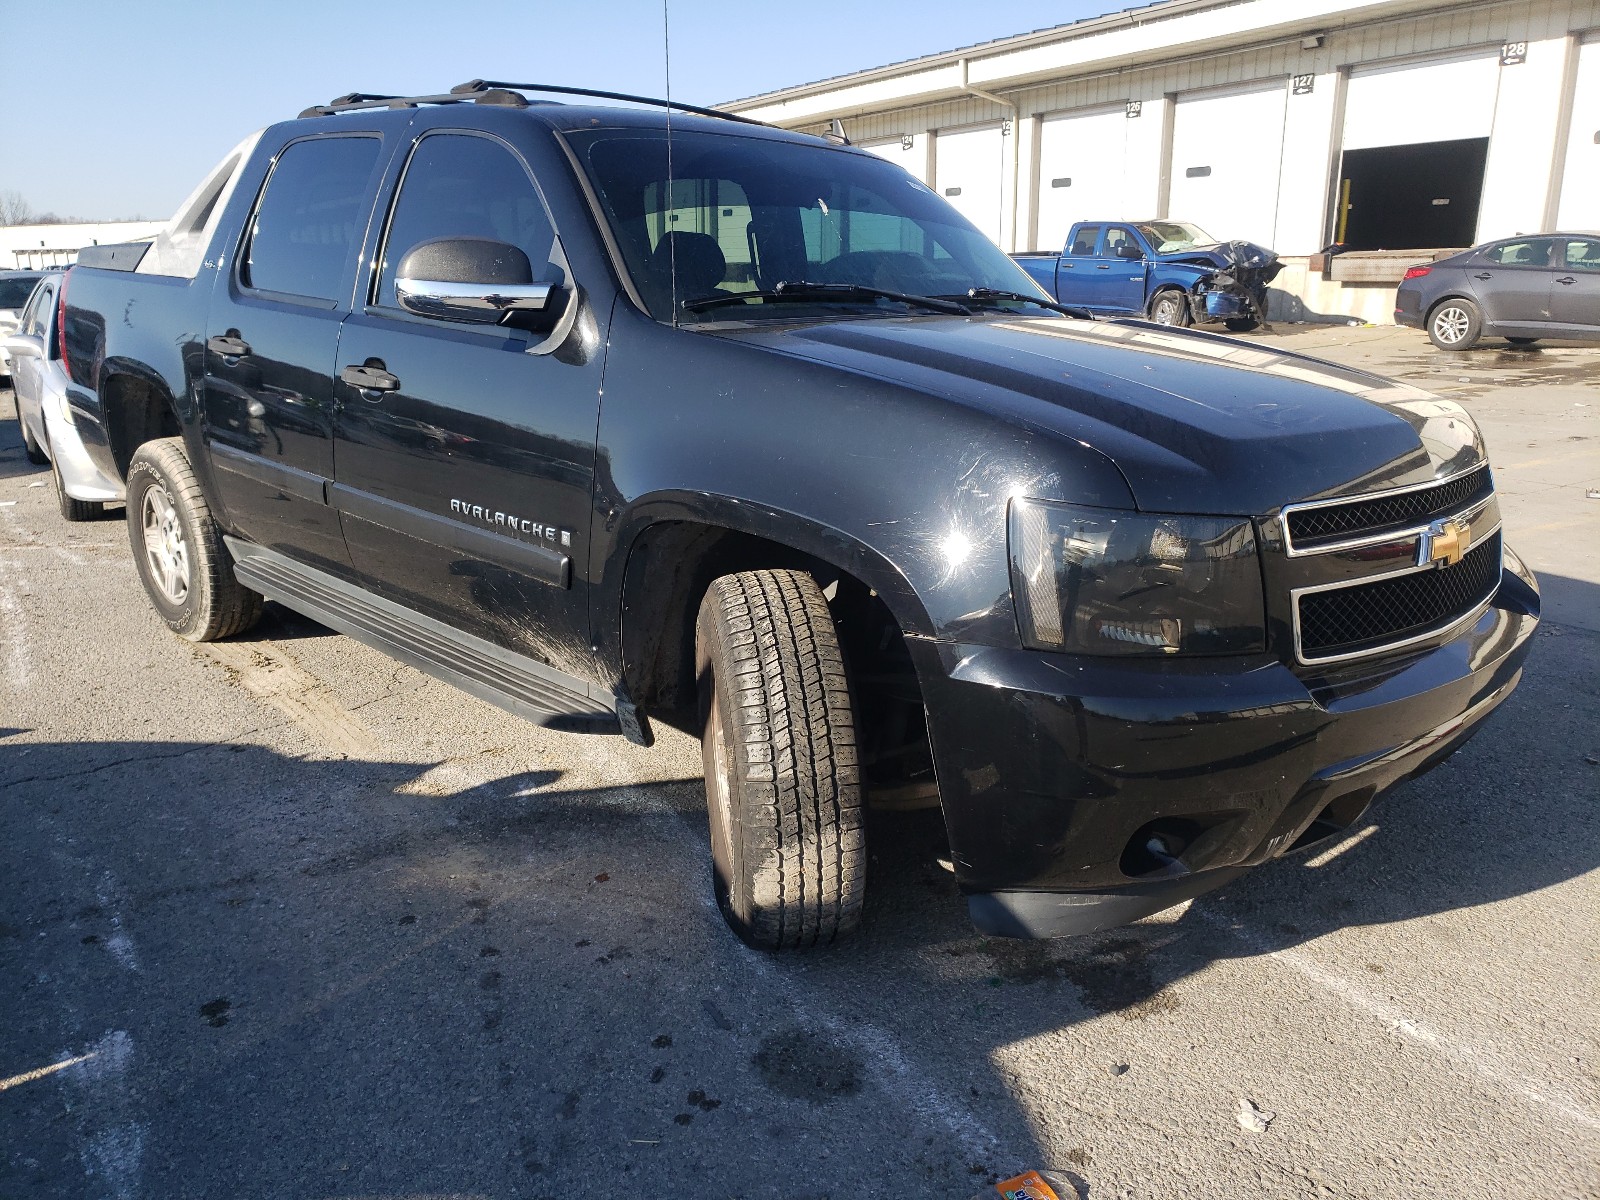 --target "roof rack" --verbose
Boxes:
[298,79,769,126]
